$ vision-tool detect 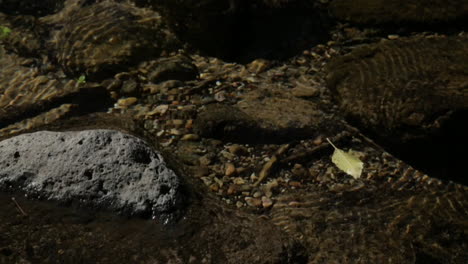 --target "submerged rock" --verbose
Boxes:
[326,35,468,141]
[329,0,468,25]
[0,129,182,218]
